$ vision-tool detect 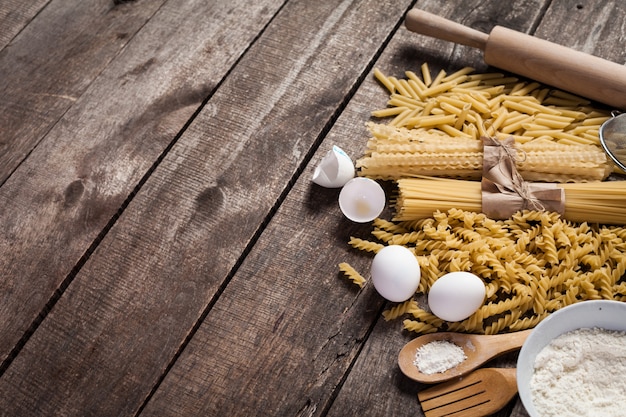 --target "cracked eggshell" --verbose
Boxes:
[312,145,355,188]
